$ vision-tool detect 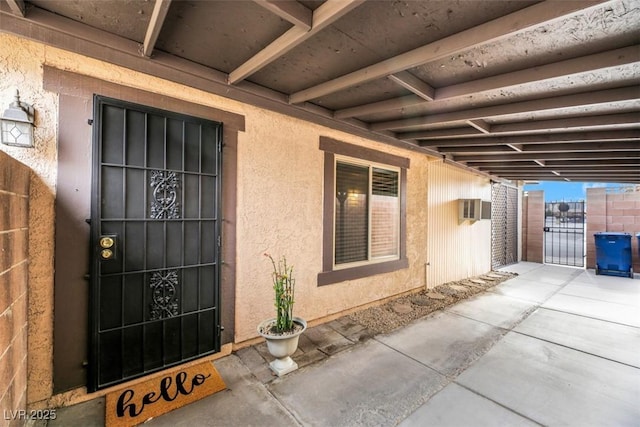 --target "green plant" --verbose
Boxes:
[265,253,295,333]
